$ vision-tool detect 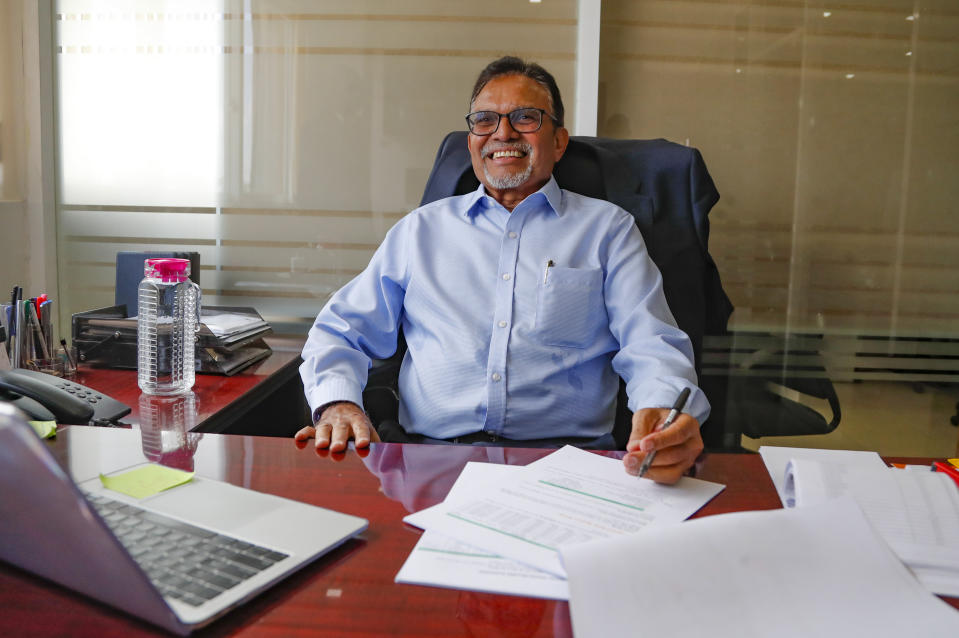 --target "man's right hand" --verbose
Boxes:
[294,402,380,452]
